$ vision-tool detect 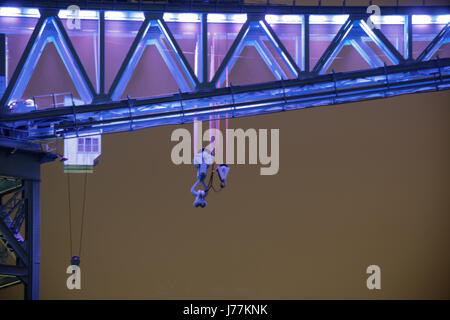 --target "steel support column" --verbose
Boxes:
[201,13,208,85]
[24,179,40,300]
[406,14,413,60]
[303,14,310,73]
[0,139,56,299]
[0,34,5,103]
[99,11,105,95]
